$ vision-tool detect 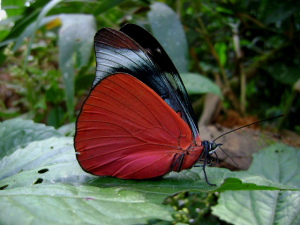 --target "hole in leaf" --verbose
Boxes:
[38,168,49,174]
[33,178,43,184]
[0,184,8,190]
